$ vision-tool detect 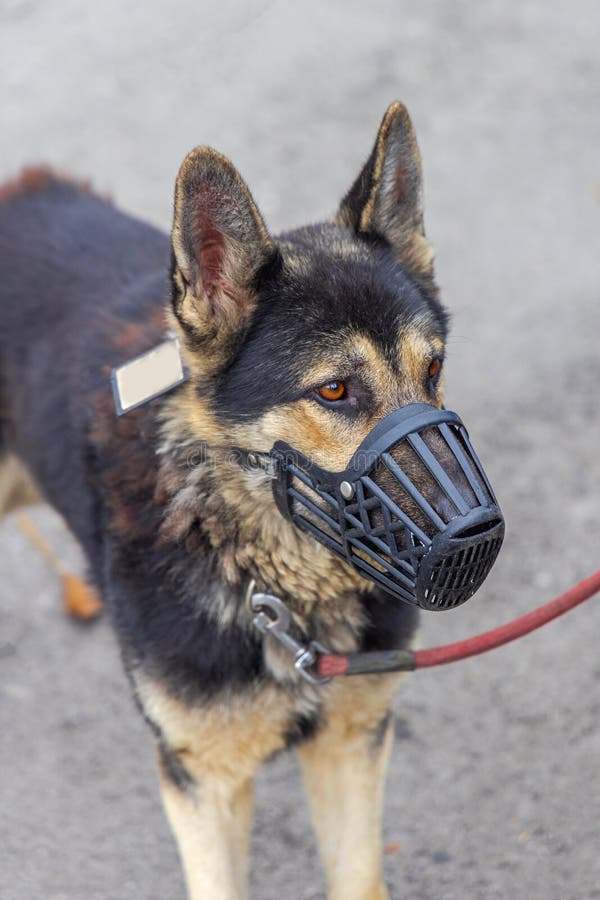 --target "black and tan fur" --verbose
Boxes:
[0,103,449,899]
